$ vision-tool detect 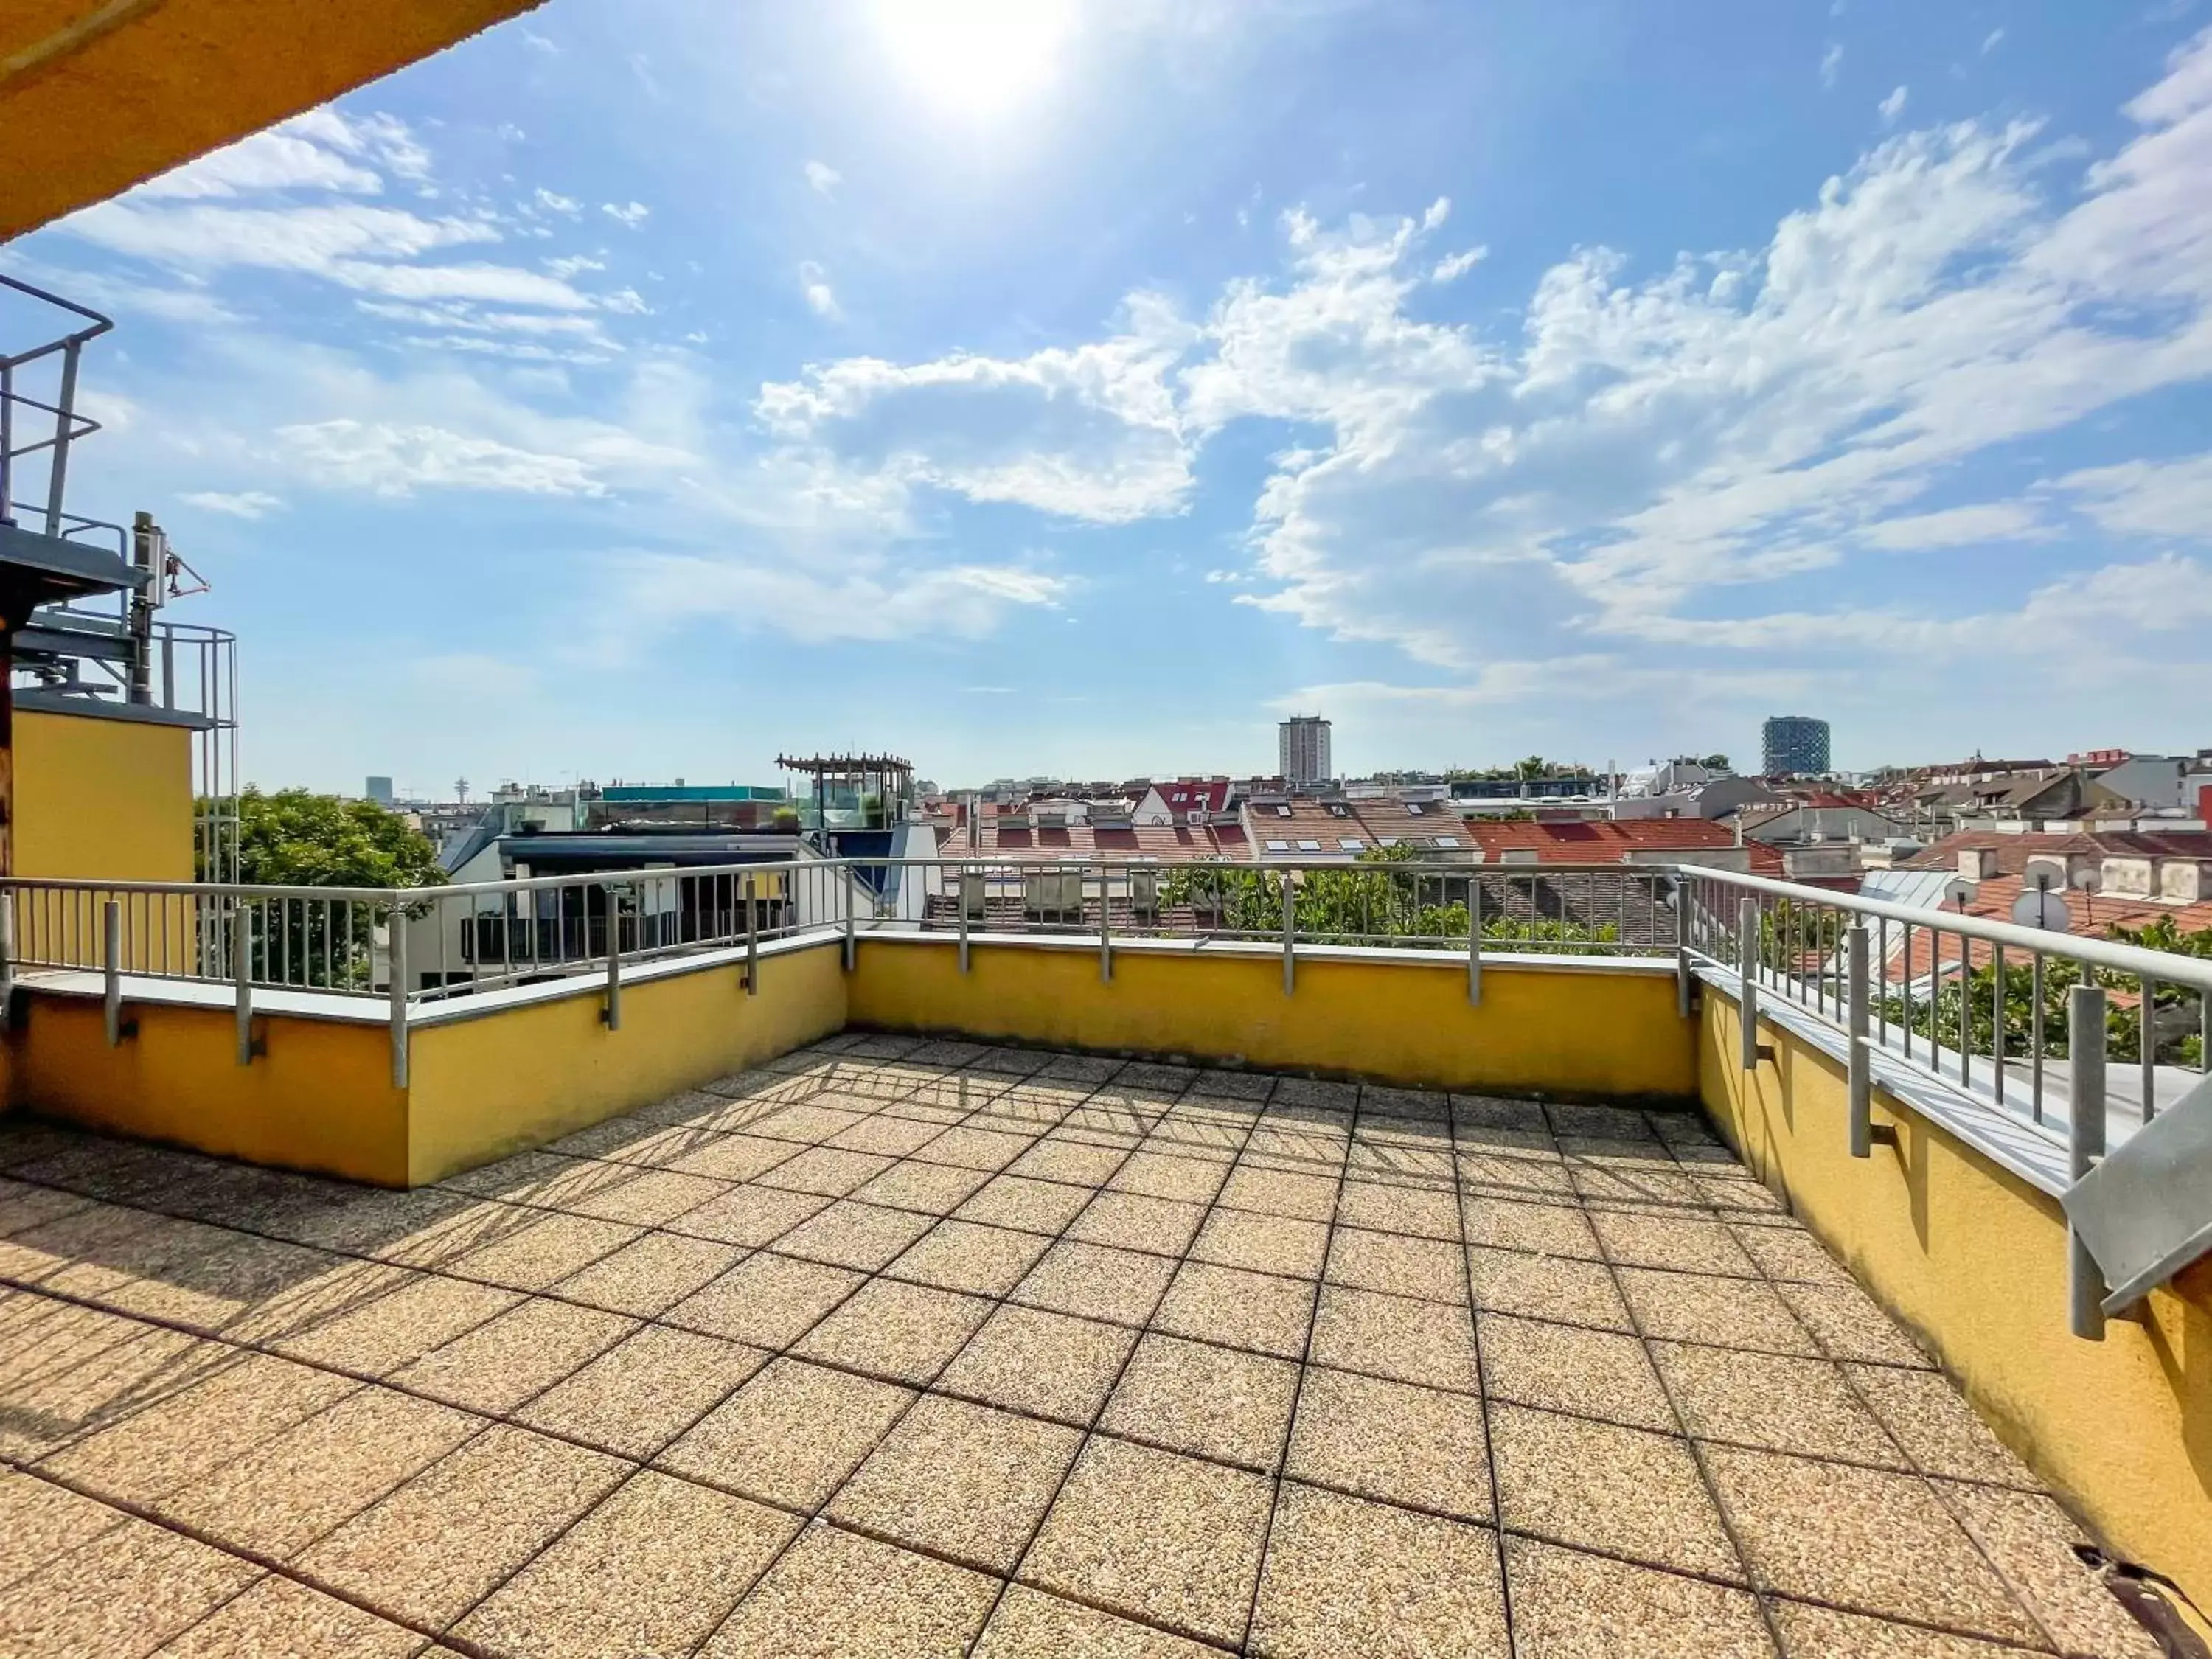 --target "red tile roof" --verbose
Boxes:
[1468,818,1784,873]
[1905,829,2212,874]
